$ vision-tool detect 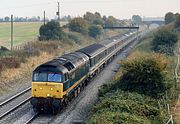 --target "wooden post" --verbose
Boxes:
[11,14,13,50]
